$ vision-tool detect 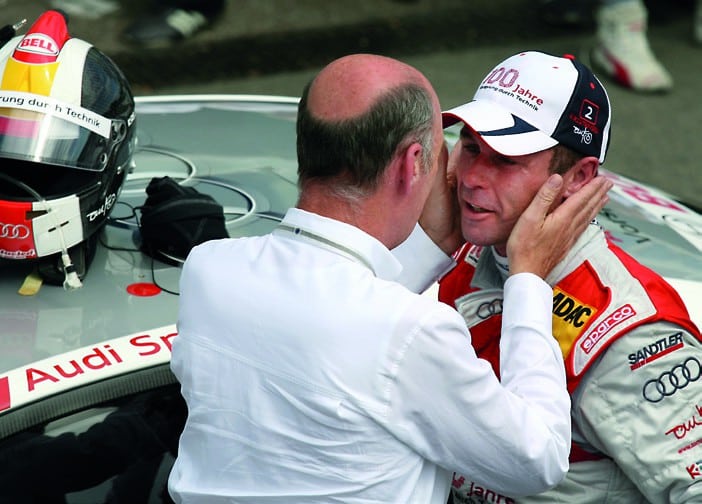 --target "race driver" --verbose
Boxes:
[440,50,702,503]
